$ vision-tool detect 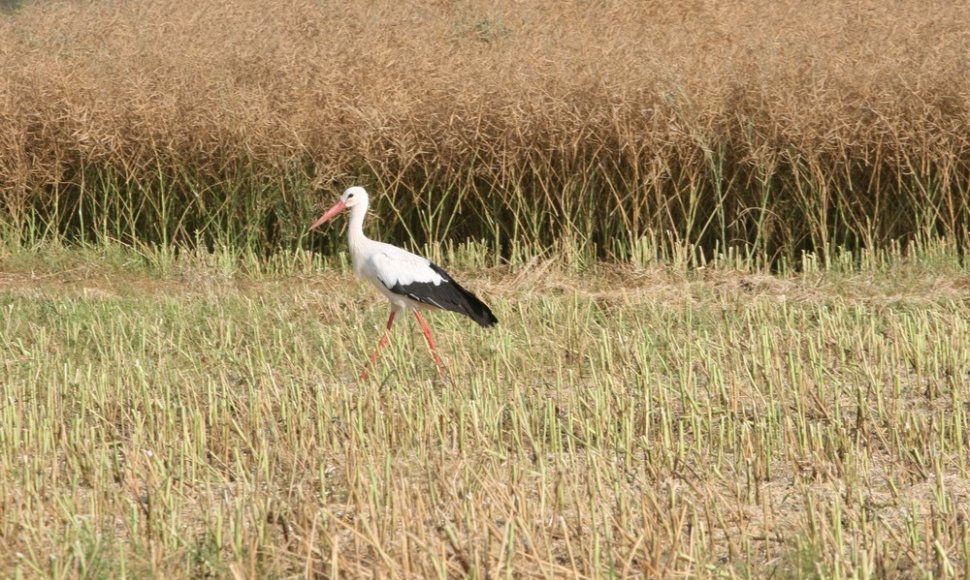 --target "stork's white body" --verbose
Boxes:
[345,204,444,314]
[311,186,497,379]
